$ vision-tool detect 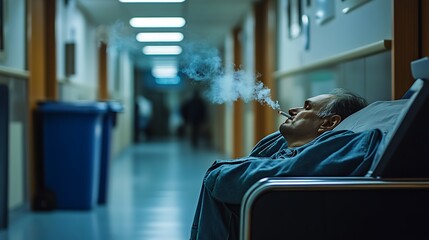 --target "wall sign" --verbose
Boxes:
[341,0,371,14]
[287,0,303,39]
[315,0,335,25]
